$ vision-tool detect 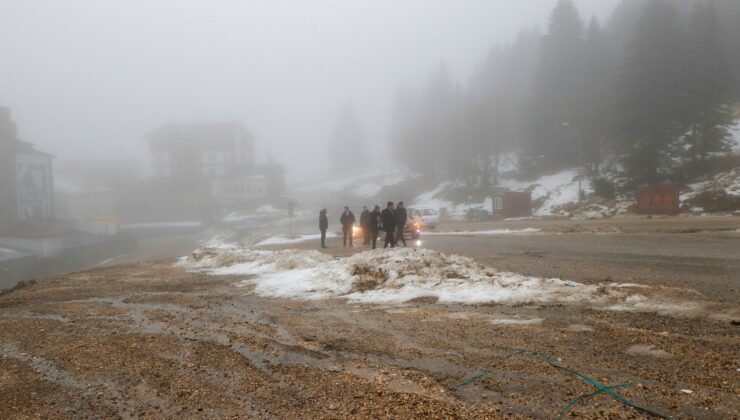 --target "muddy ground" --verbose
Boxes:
[1,217,738,419]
